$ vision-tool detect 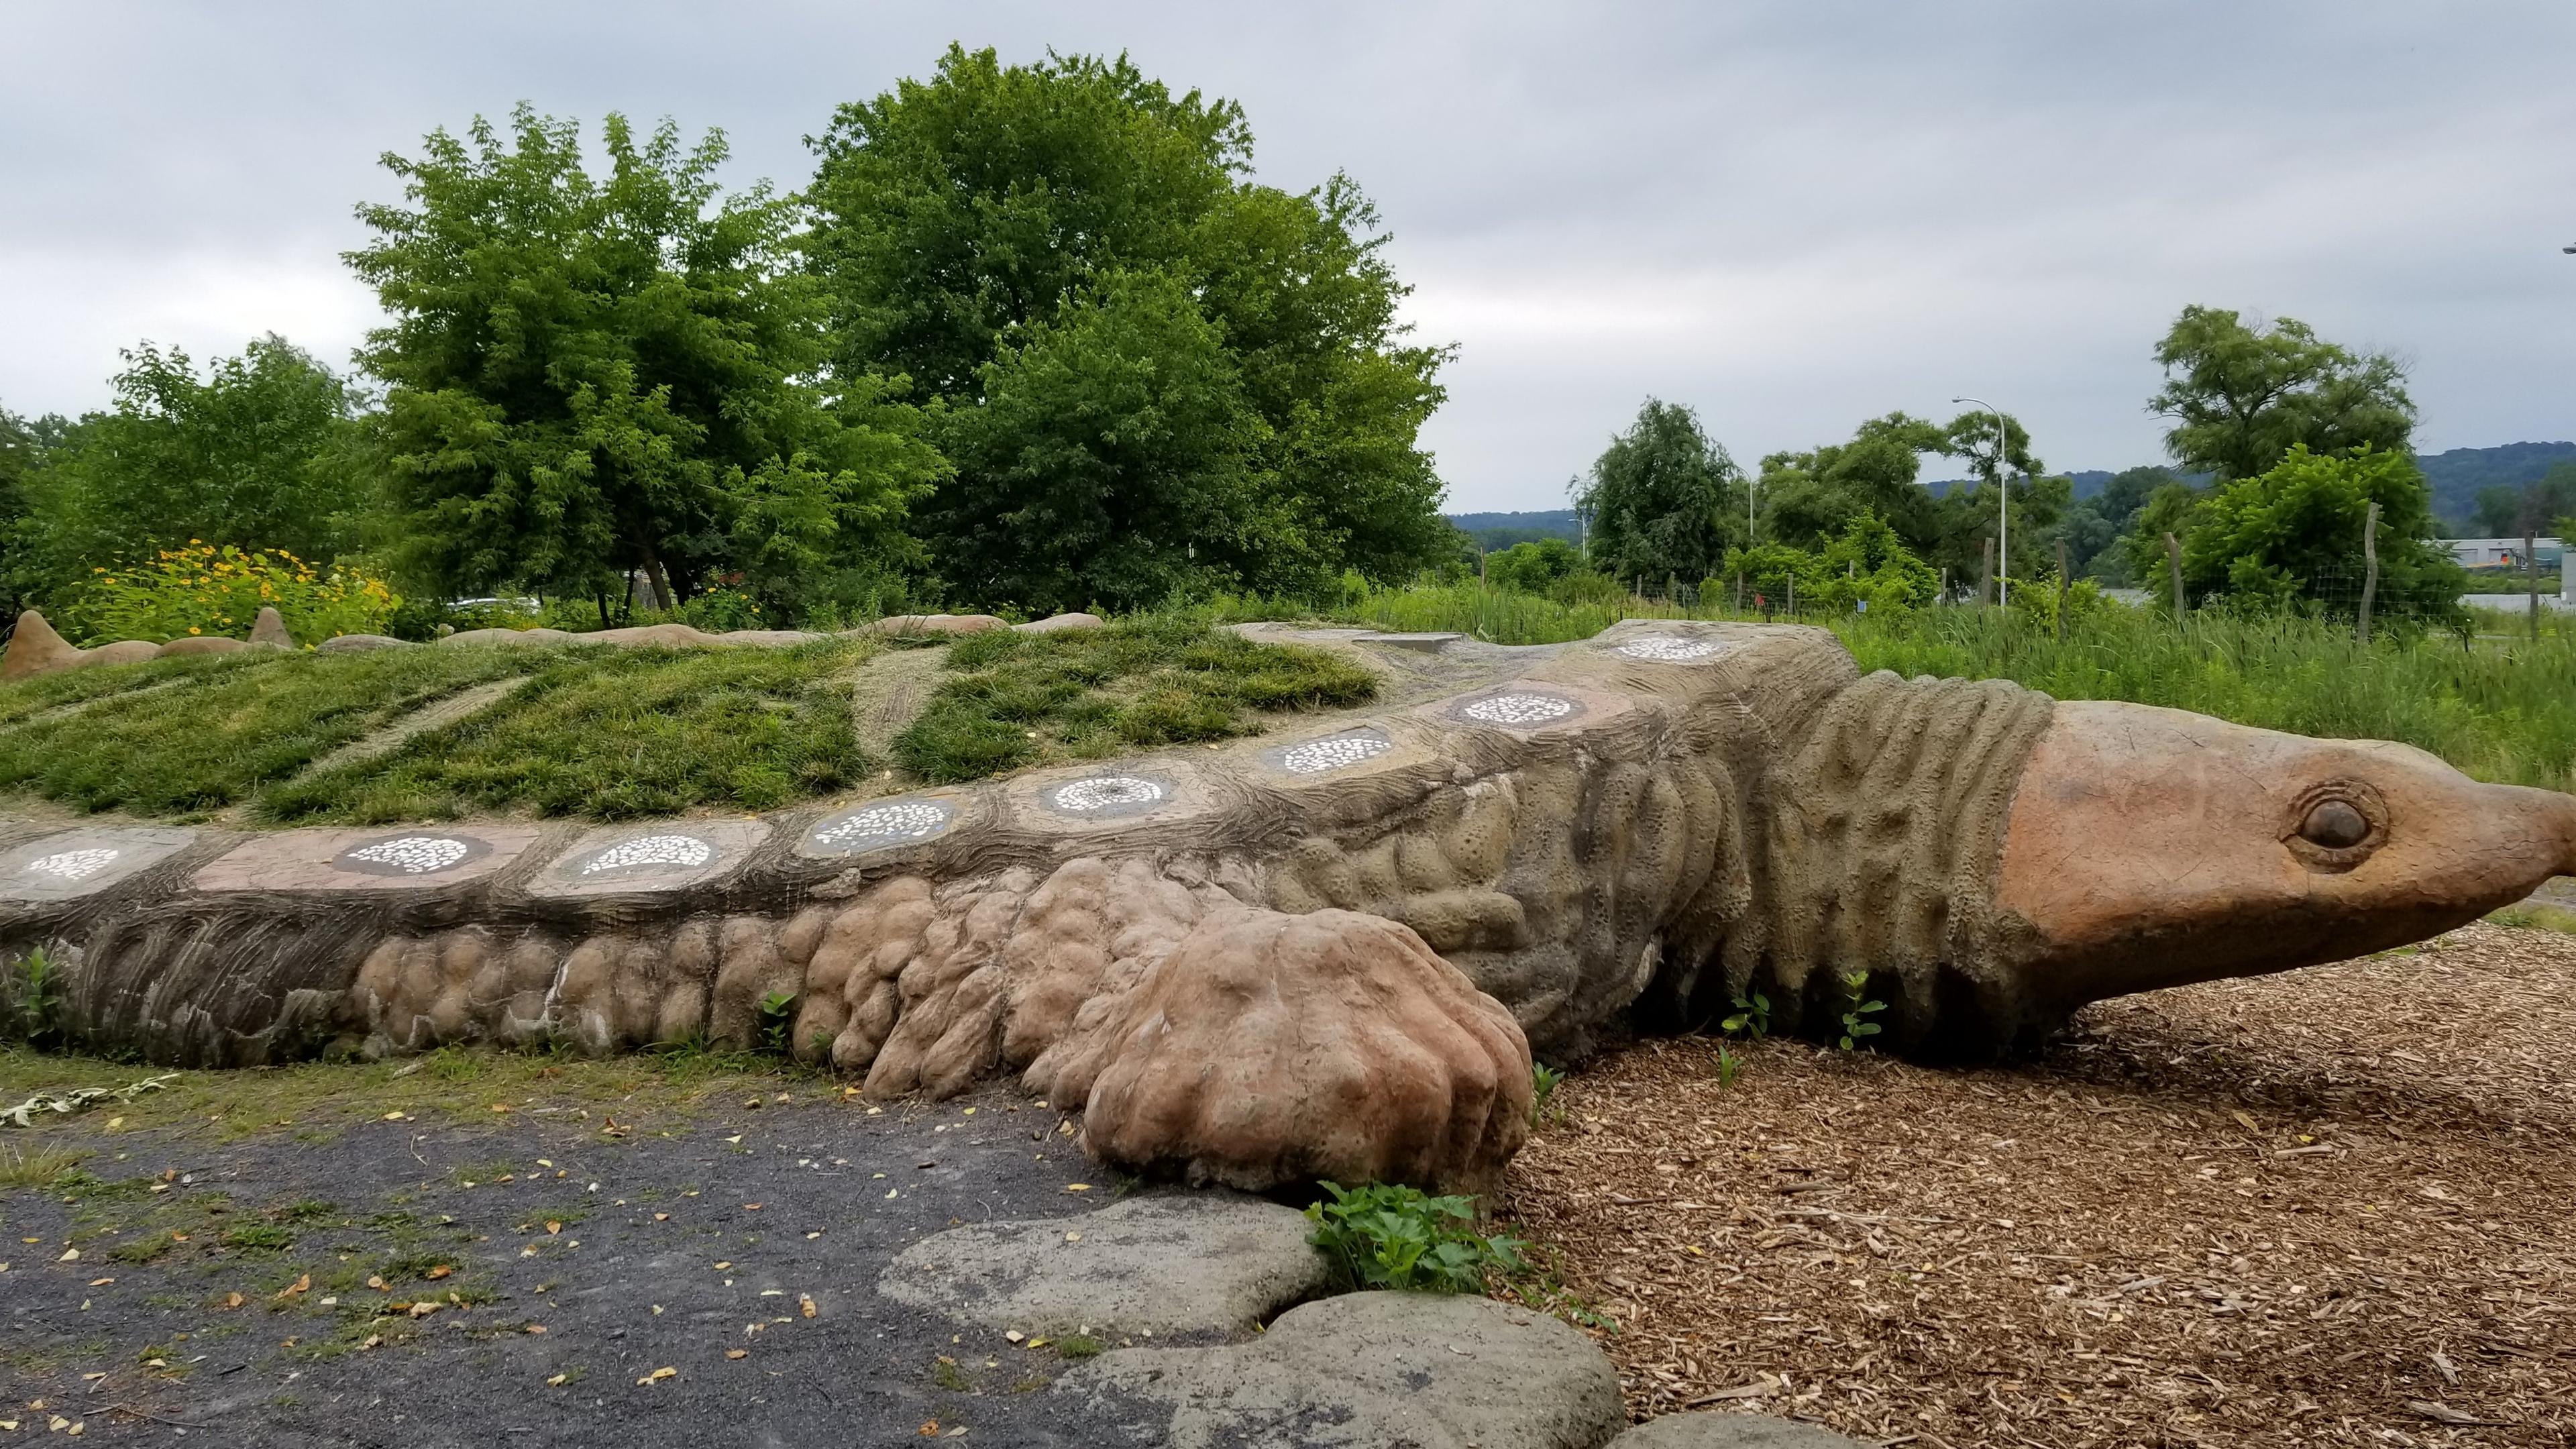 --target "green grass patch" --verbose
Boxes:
[0,647,543,816]
[1271,582,2576,793]
[894,616,1377,783]
[262,640,877,822]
